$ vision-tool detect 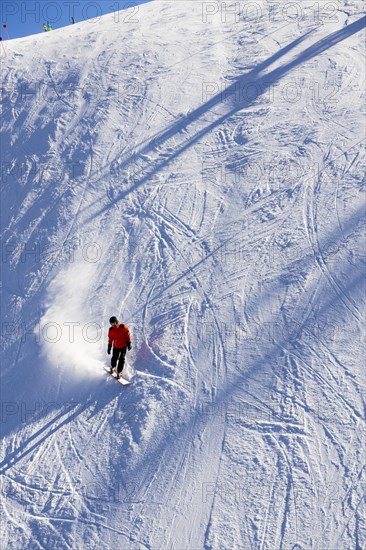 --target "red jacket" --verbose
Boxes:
[108,323,131,349]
